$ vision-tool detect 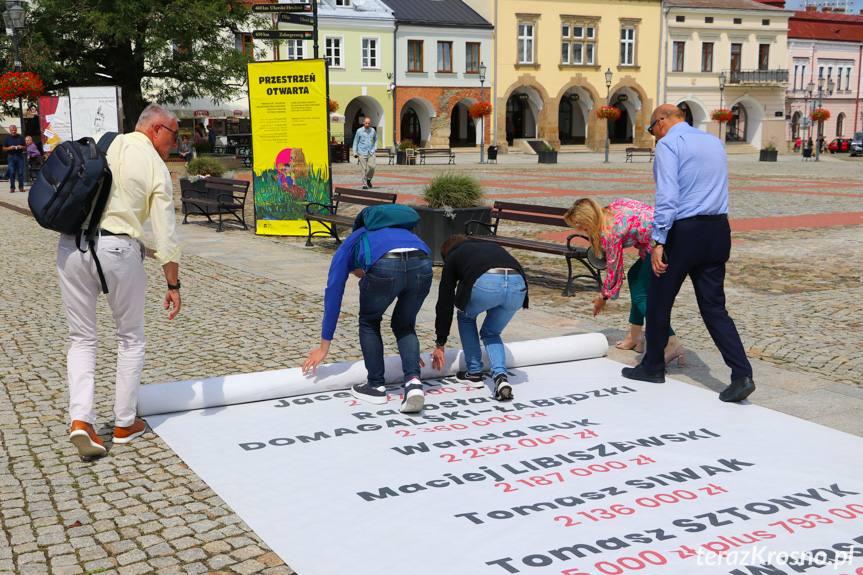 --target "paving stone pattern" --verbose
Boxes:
[1,151,861,574]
